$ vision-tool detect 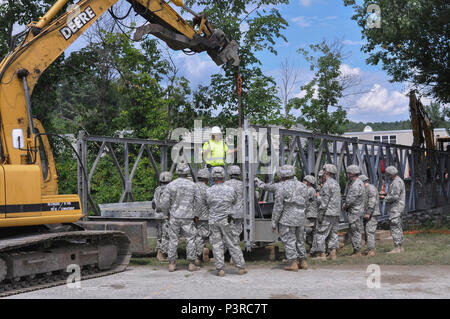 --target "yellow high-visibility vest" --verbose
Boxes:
[202,139,228,166]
